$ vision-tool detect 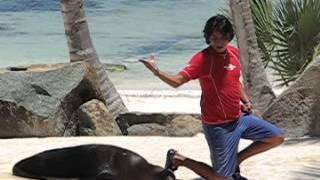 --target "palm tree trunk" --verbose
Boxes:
[229,0,276,112]
[59,0,128,118]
